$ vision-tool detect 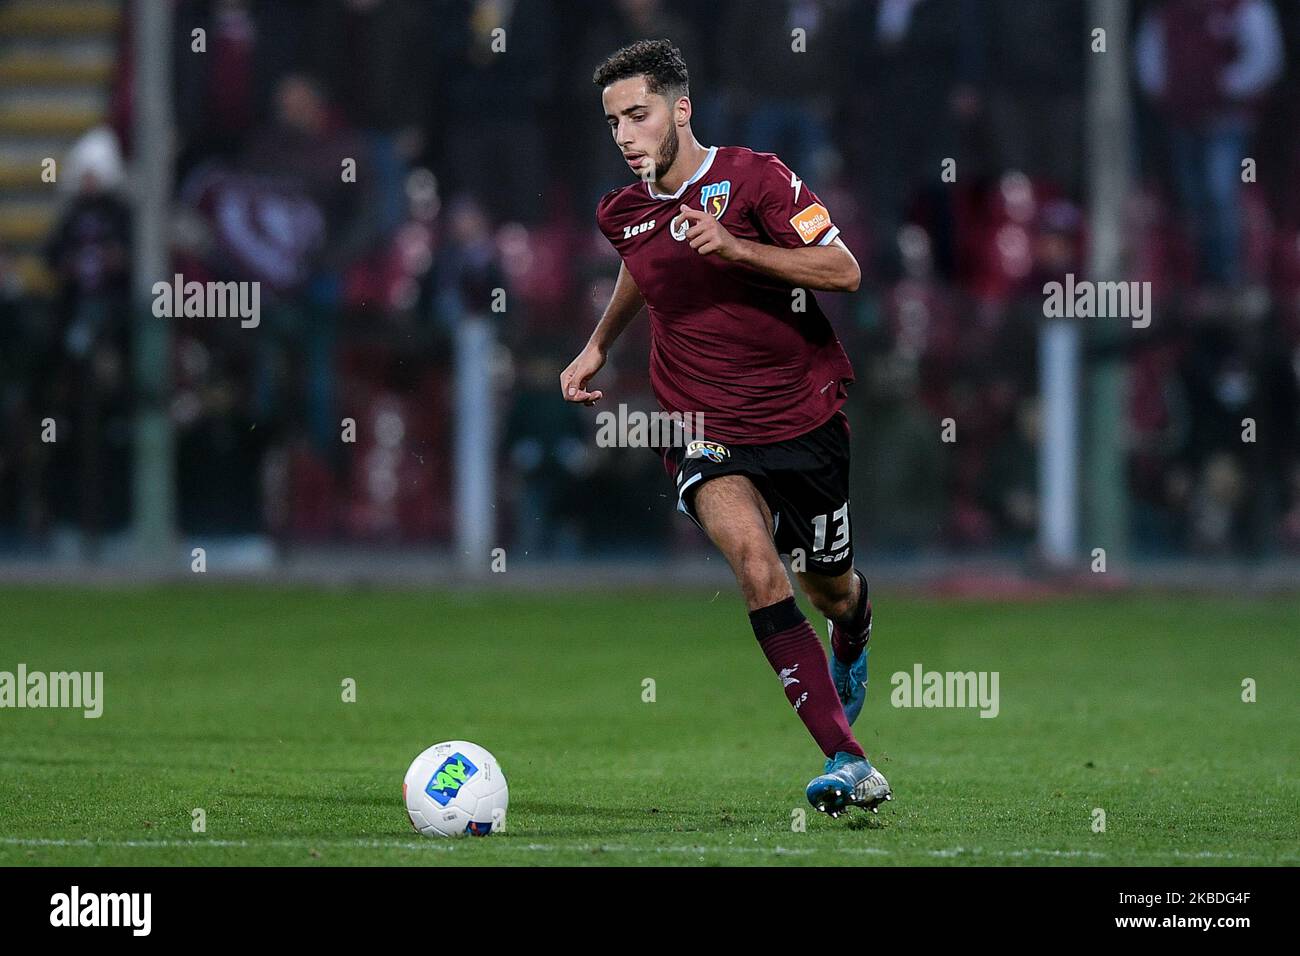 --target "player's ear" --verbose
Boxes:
[675,94,691,126]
